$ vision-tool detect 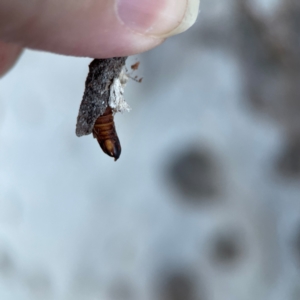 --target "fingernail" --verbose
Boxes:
[116,0,200,38]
